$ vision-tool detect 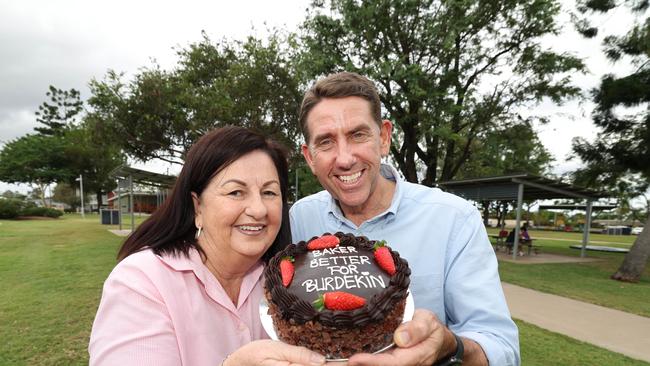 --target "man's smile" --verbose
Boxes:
[336,170,362,184]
